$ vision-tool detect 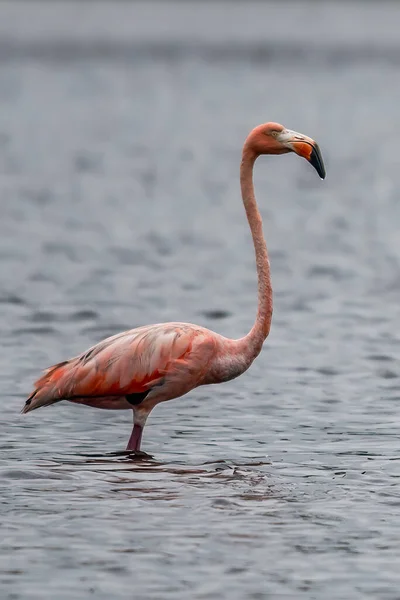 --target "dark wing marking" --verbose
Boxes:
[125,390,151,406]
